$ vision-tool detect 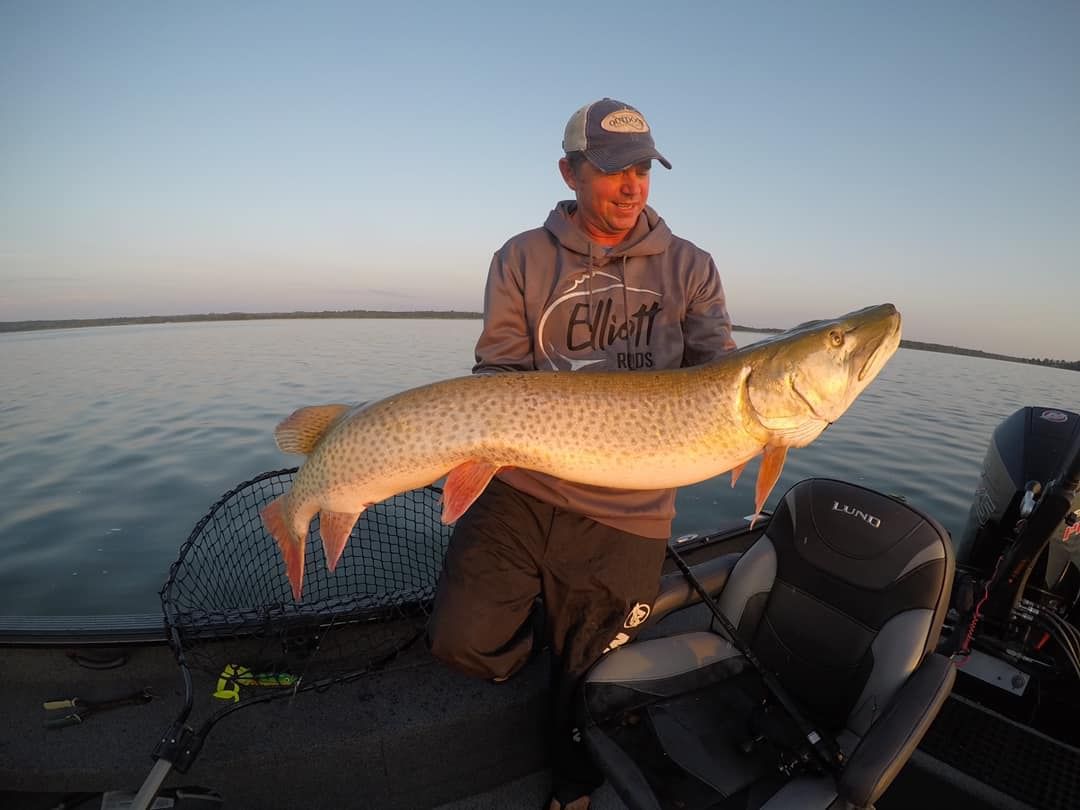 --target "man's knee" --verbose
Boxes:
[426,608,532,681]
[426,610,472,668]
